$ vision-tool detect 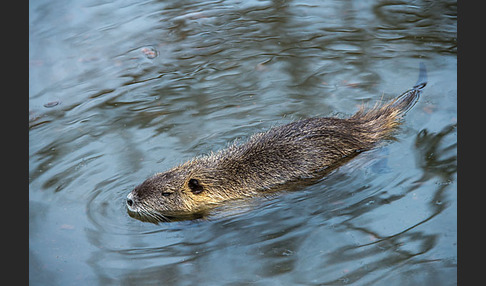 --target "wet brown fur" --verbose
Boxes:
[127,67,426,222]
